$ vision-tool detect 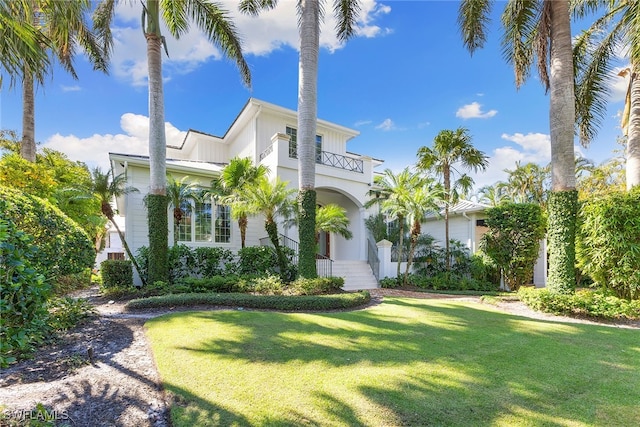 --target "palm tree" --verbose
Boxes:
[8,0,108,163]
[166,175,200,246]
[239,0,361,278]
[315,204,353,241]
[477,183,509,206]
[0,1,49,86]
[459,0,577,293]
[94,0,251,285]
[403,179,443,286]
[503,161,550,207]
[91,167,145,285]
[367,168,419,278]
[234,176,295,278]
[212,157,269,248]
[572,0,640,190]
[416,127,488,271]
